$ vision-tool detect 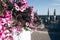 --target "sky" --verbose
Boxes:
[27,0,60,15]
